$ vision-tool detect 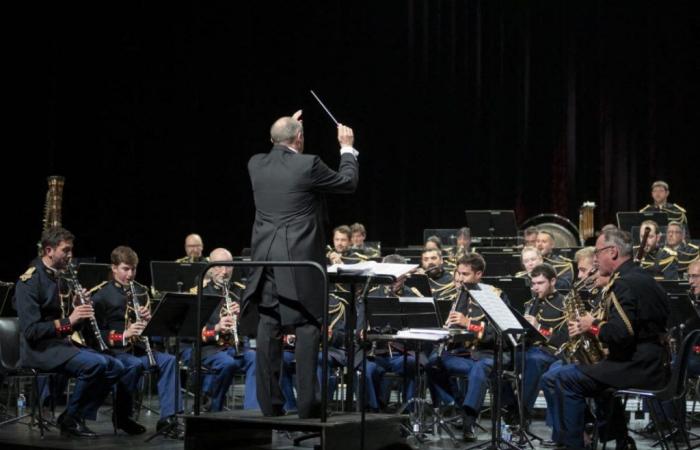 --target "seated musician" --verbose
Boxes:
[423,235,443,252]
[15,227,123,438]
[515,246,544,285]
[543,228,669,450]
[91,245,183,437]
[665,221,699,278]
[175,233,209,263]
[359,254,417,412]
[444,228,471,270]
[328,225,367,264]
[502,264,567,433]
[536,230,574,289]
[424,253,510,442]
[281,292,348,413]
[350,222,380,258]
[639,180,688,228]
[198,248,258,411]
[522,226,539,248]
[688,261,700,377]
[634,220,679,280]
[418,247,455,301]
